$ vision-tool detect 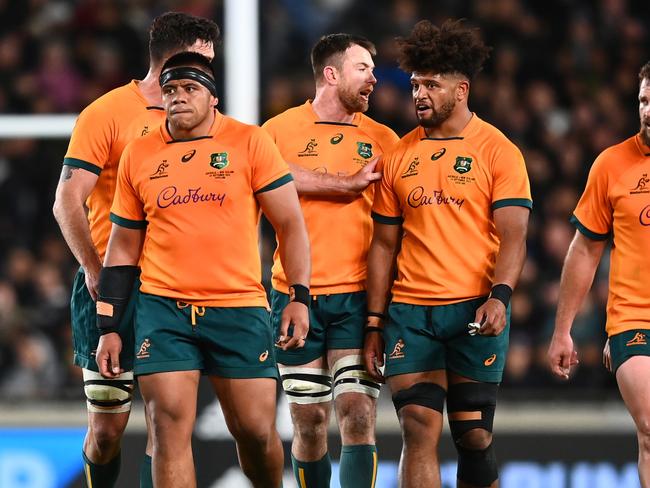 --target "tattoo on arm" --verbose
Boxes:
[60,166,78,182]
